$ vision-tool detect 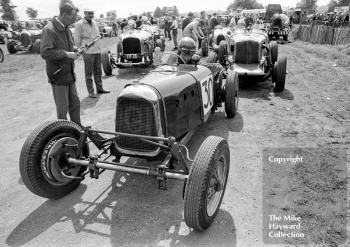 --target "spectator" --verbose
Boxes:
[183,19,205,49]
[198,11,209,49]
[136,16,142,28]
[75,8,110,98]
[170,15,178,50]
[165,17,171,40]
[210,13,219,30]
[40,3,81,125]
[182,12,194,32]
